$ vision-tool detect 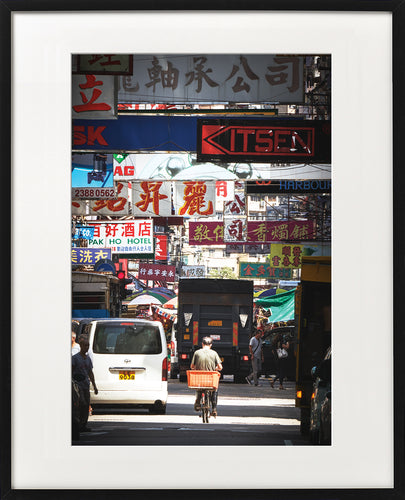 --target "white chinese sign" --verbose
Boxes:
[180,266,206,278]
[71,182,129,216]
[118,55,304,104]
[132,181,172,217]
[72,74,117,119]
[87,220,153,254]
[173,181,215,217]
